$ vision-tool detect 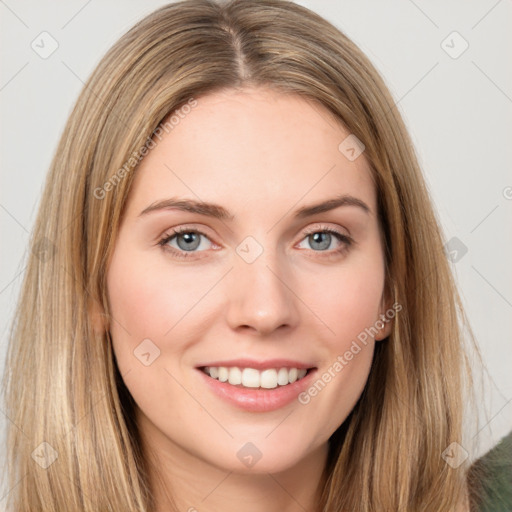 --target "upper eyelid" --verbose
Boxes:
[163,222,349,237]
